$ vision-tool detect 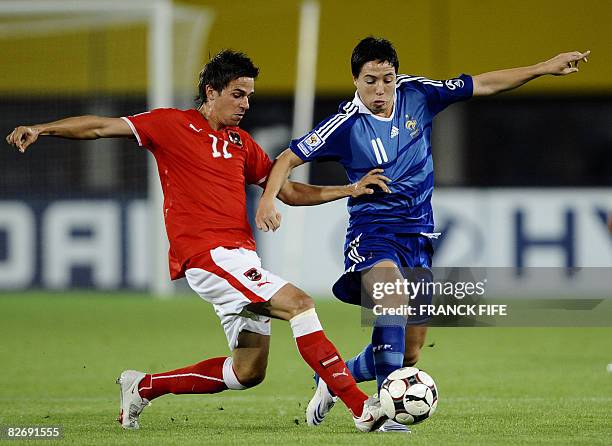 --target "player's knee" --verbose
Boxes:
[235,366,266,388]
[288,291,315,319]
[403,347,421,367]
